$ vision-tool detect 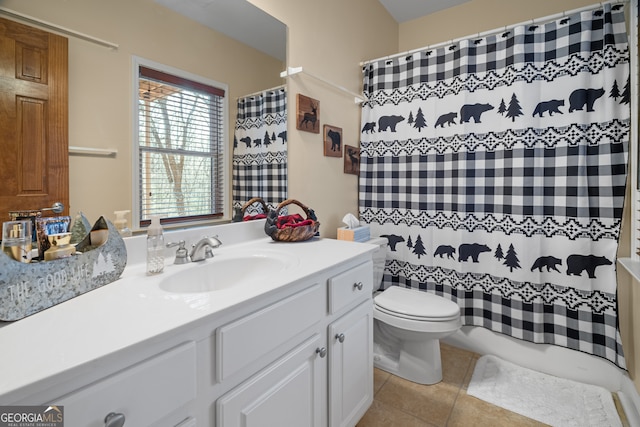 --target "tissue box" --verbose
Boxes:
[337,225,370,242]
